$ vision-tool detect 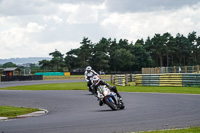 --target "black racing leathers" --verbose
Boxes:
[84,70,99,92]
[91,80,122,98]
